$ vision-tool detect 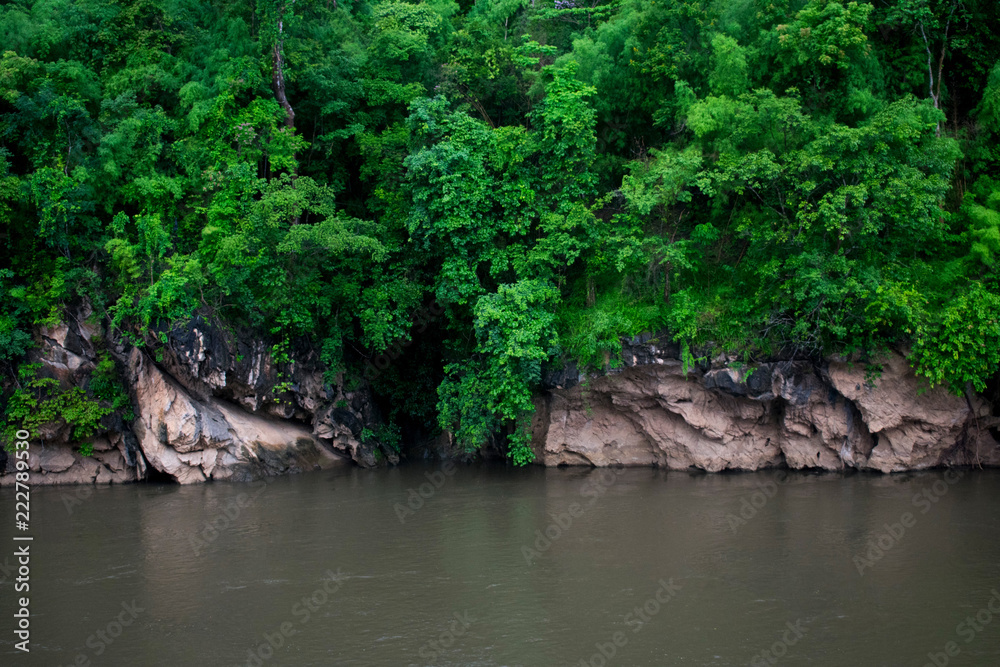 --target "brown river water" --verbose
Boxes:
[2,465,1000,666]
